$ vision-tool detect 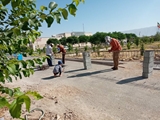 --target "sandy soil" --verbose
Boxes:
[2,60,160,120]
